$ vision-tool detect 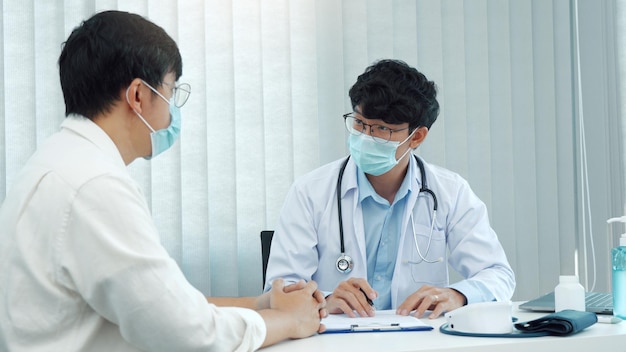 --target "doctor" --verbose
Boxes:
[264,59,515,319]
